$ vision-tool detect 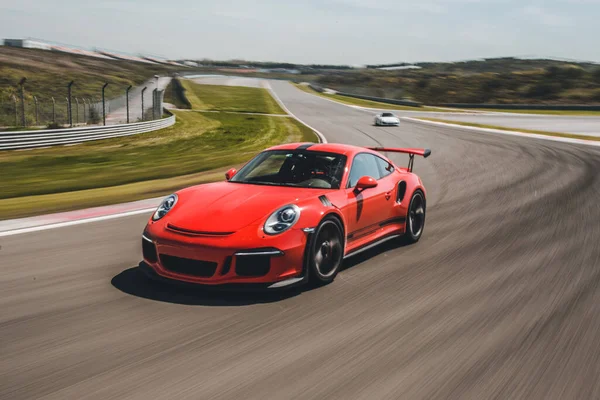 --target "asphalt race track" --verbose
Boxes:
[2,81,600,400]
[396,111,600,137]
